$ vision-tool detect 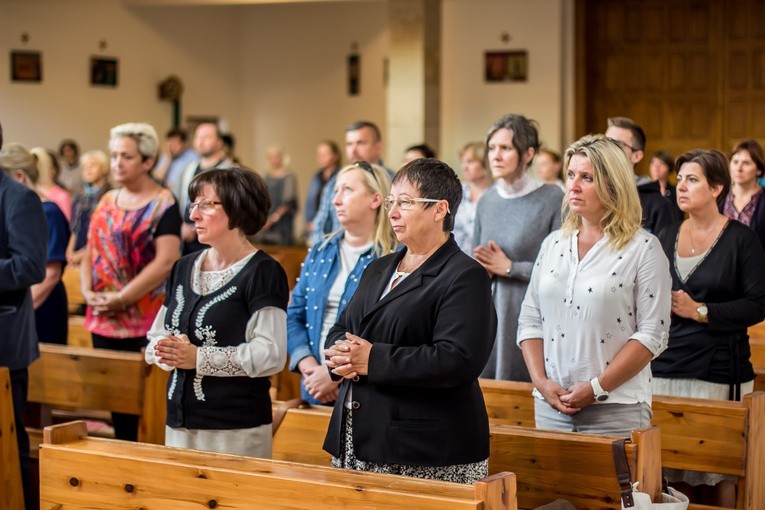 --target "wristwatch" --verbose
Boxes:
[696,303,708,323]
[590,377,609,402]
